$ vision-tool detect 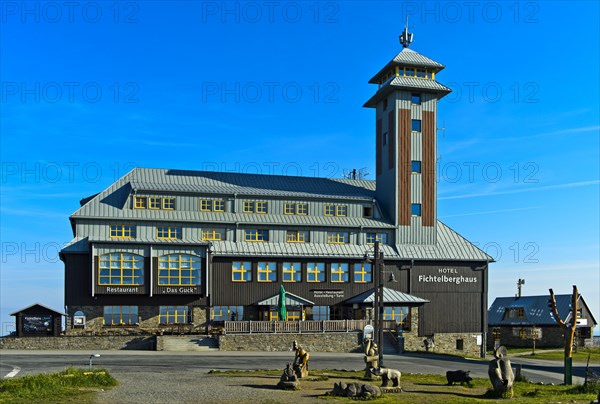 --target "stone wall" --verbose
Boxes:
[65,305,209,335]
[0,335,156,350]
[218,332,363,352]
[402,308,483,357]
[486,326,590,350]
